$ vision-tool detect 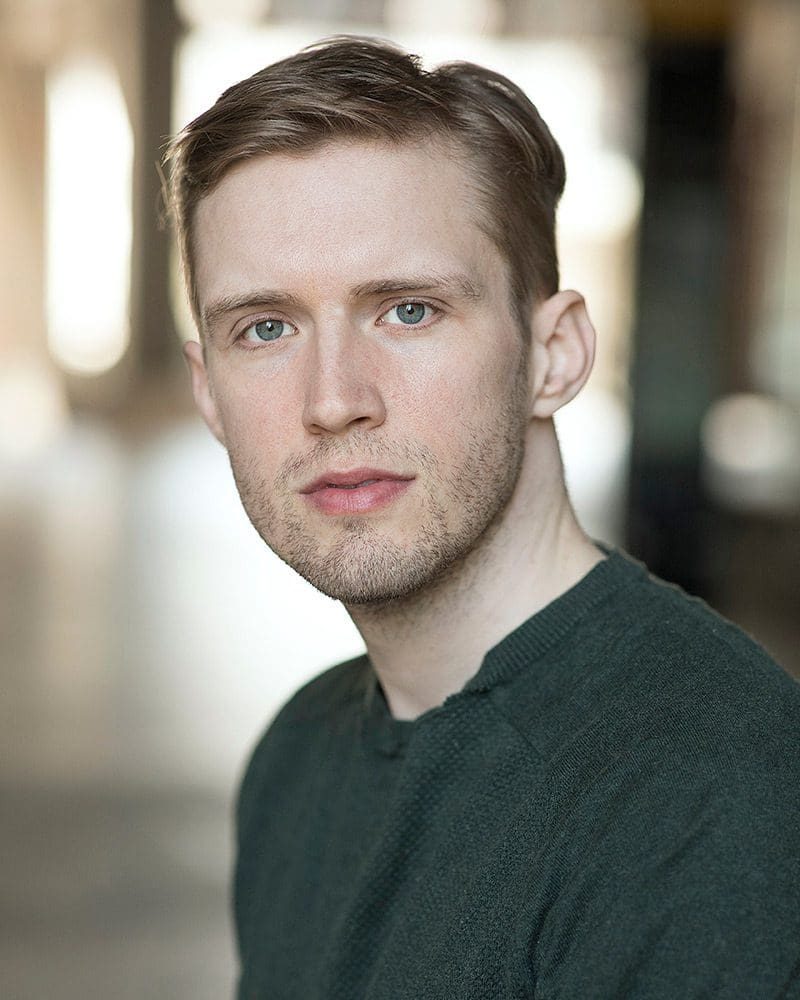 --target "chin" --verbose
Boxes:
[286,545,448,607]
[277,516,503,609]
